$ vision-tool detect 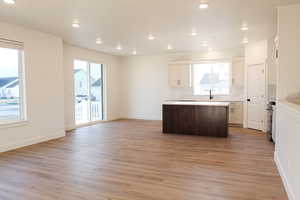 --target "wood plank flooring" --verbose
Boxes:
[0,120,287,200]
